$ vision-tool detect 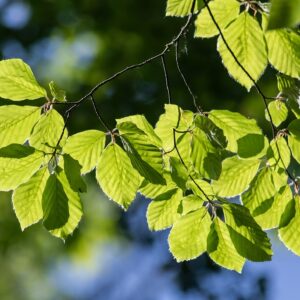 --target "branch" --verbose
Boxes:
[161,55,172,104]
